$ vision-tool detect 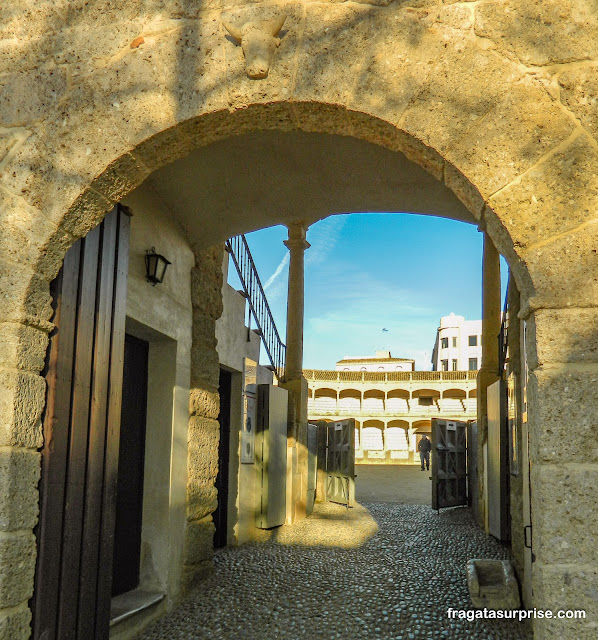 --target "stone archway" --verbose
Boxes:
[2,2,598,637]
